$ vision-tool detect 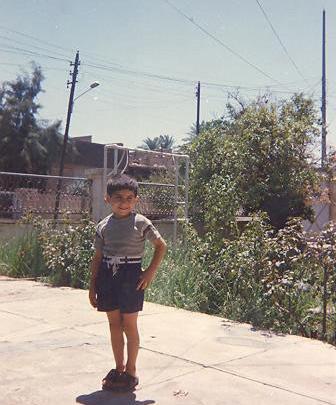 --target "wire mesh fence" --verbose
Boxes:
[103,145,190,244]
[0,172,92,221]
[137,182,184,220]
